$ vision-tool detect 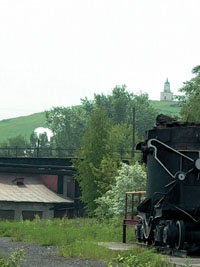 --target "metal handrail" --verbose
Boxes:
[125,191,146,219]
